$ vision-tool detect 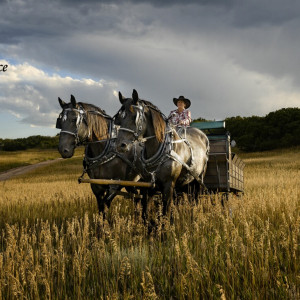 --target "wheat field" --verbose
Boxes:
[0,149,63,172]
[0,148,299,299]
